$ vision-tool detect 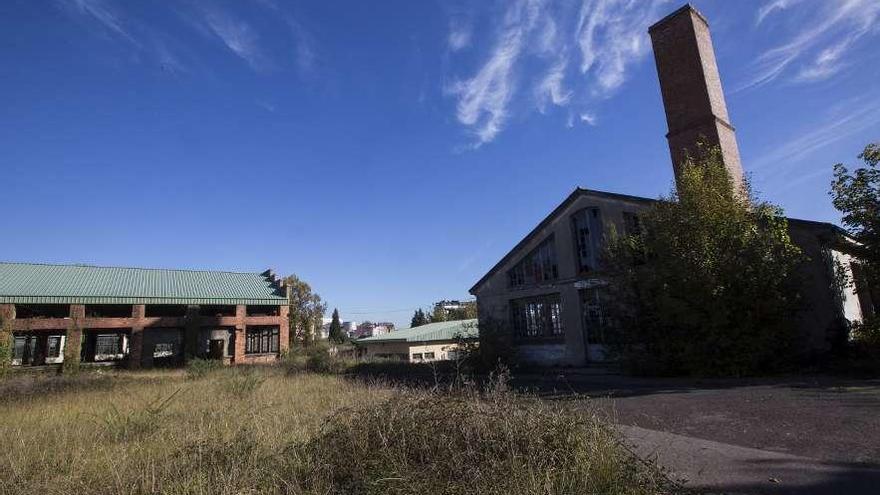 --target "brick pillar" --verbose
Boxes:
[65,305,85,368]
[649,4,745,196]
[279,305,290,355]
[129,304,145,369]
[184,305,200,361]
[233,304,246,364]
[0,304,13,370]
